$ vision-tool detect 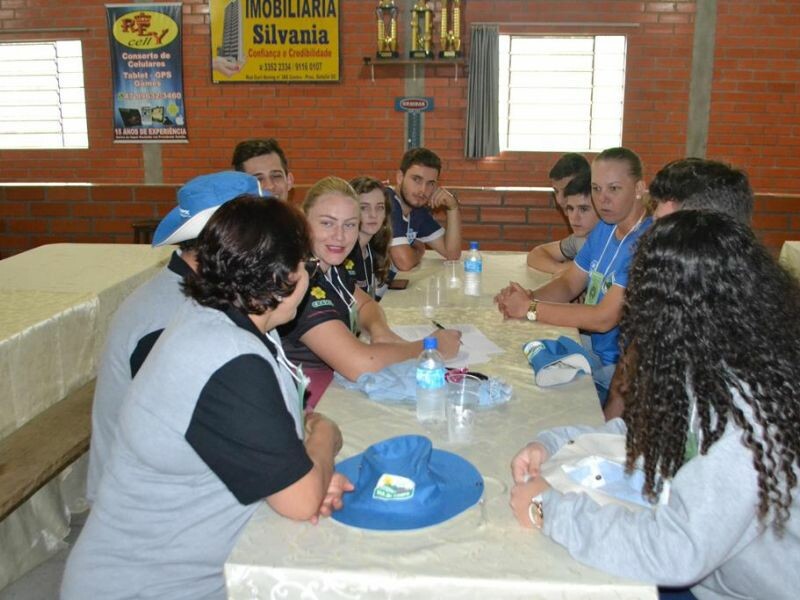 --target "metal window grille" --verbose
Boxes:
[498,35,626,152]
[0,40,89,149]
